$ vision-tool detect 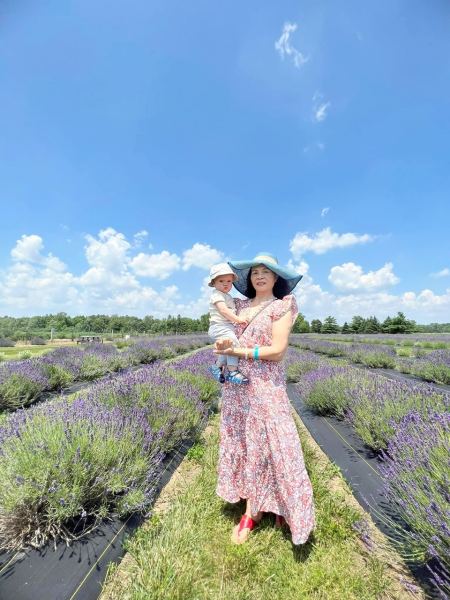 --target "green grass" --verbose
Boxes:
[101,414,406,600]
[0,345,57,361]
